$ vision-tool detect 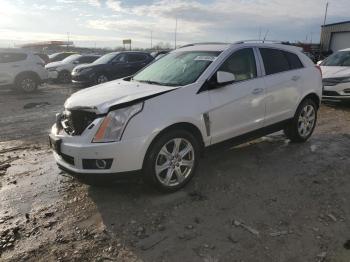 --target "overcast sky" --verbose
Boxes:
[0,0,349,48]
